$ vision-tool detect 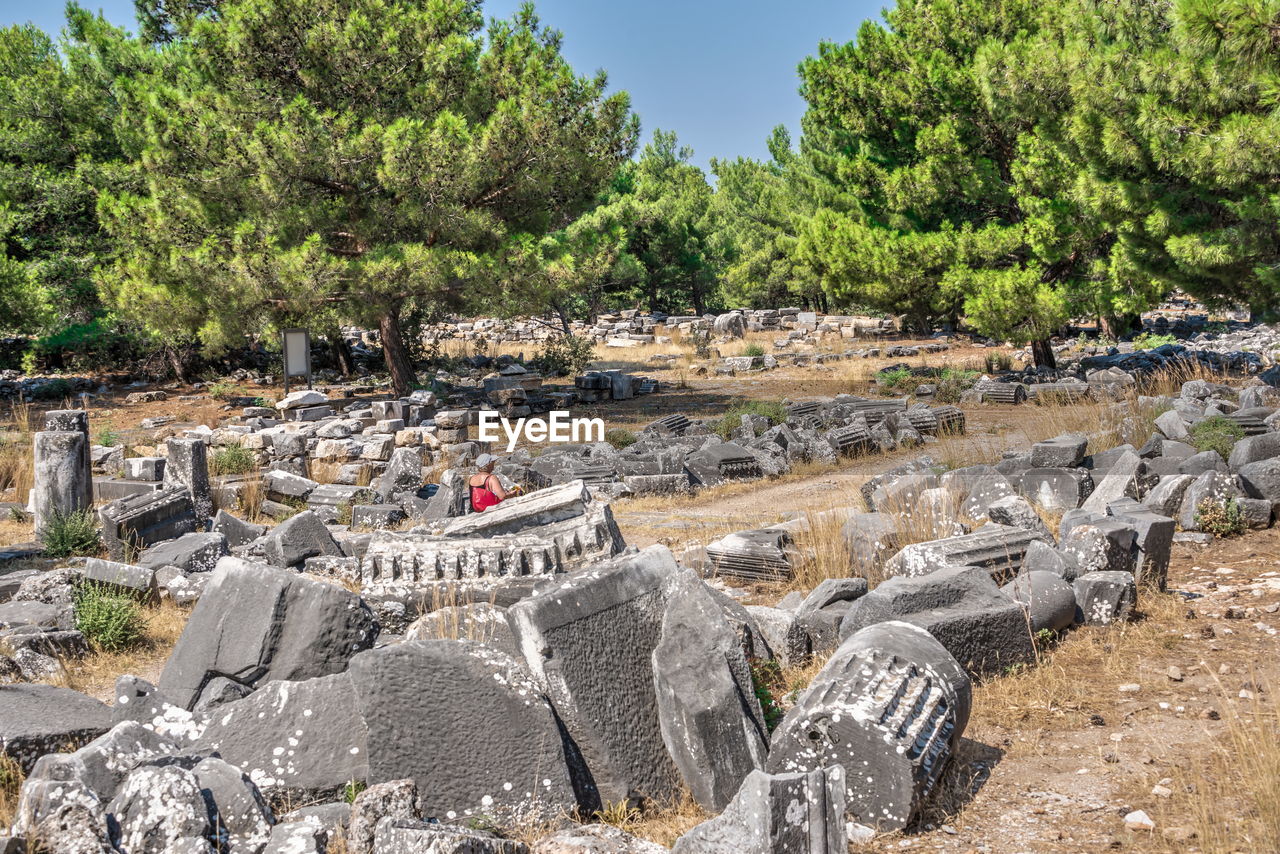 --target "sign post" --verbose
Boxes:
[281,328,312,395]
